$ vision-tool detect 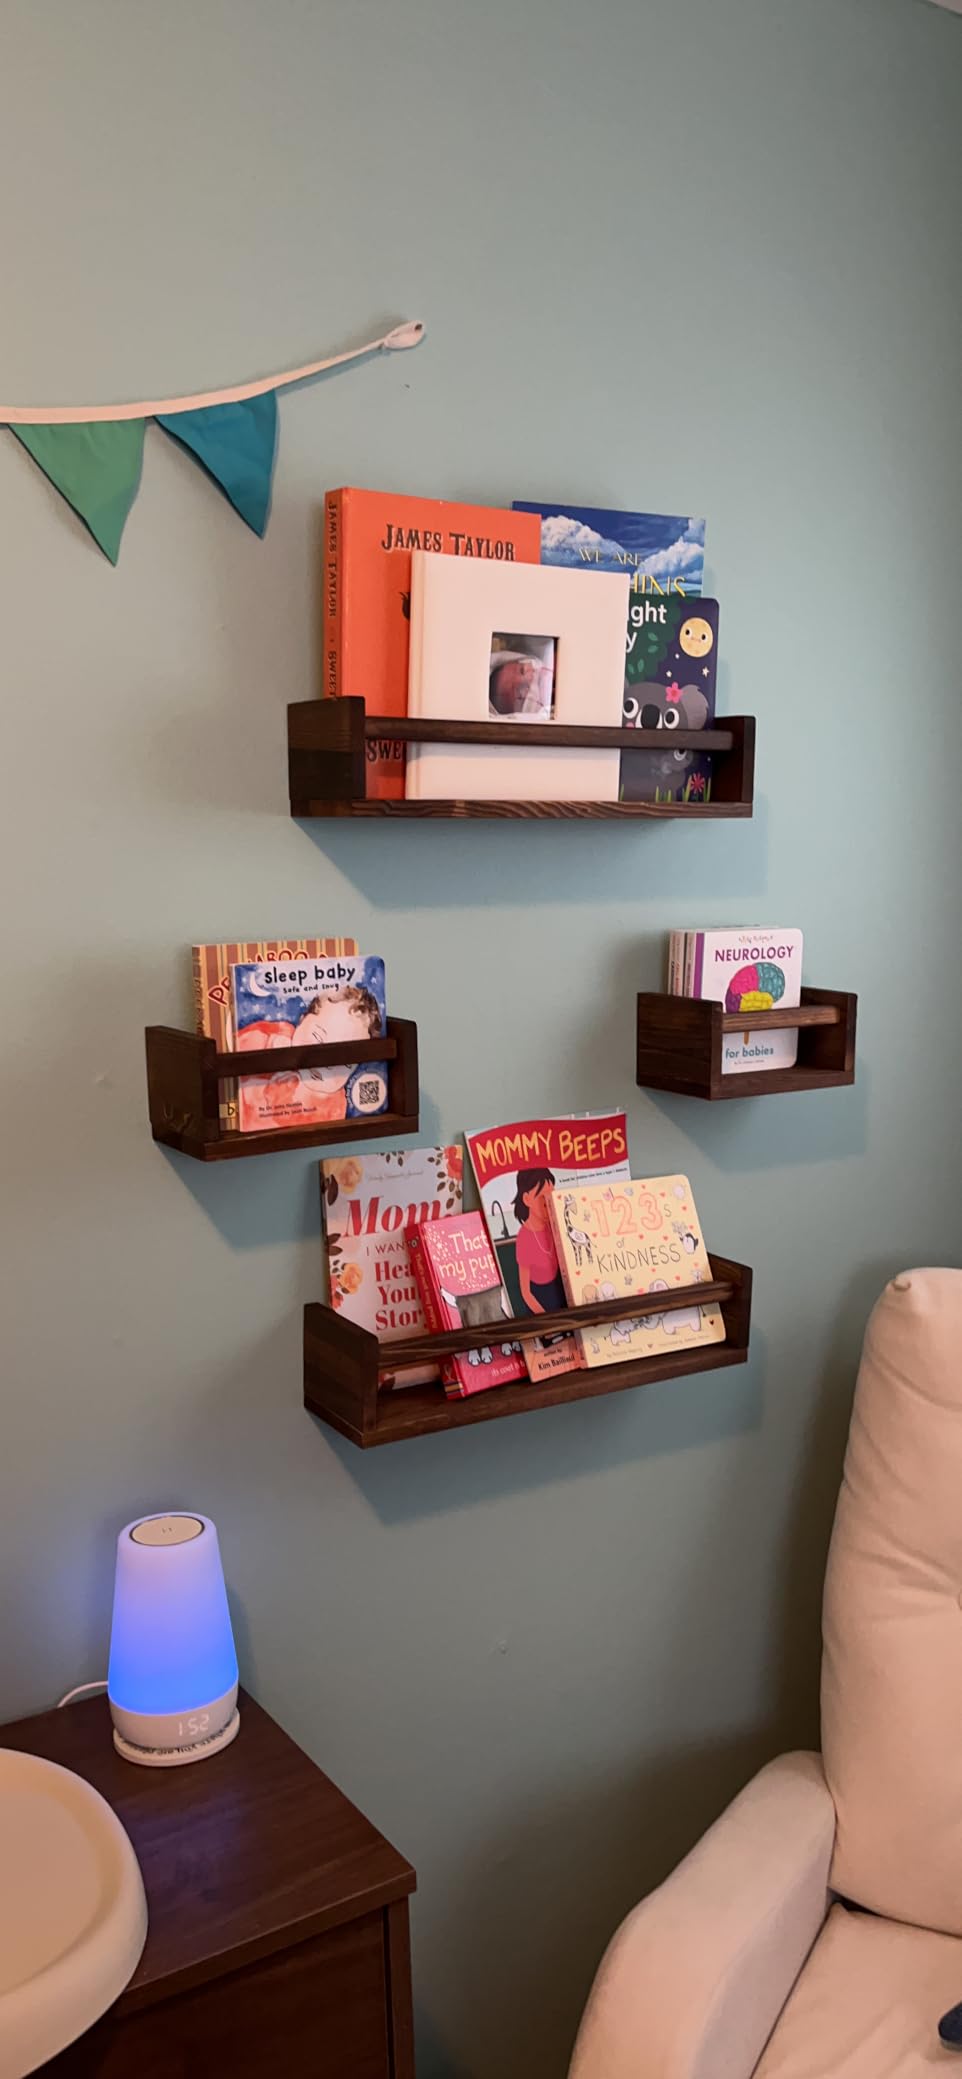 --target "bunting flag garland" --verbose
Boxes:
[1,319,424,563]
